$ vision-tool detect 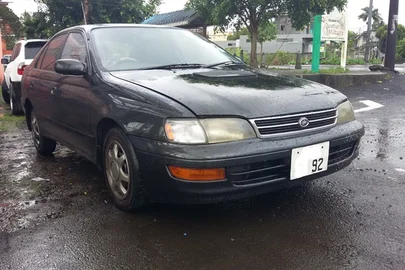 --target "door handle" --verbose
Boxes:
[50,86,57,95]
